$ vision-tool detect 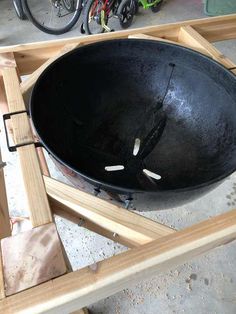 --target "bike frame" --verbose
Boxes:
[91,0,116,17]
[139,0,161,9]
